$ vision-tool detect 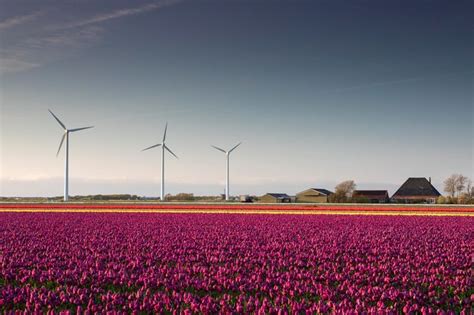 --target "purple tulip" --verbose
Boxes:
[0,213,471,313]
